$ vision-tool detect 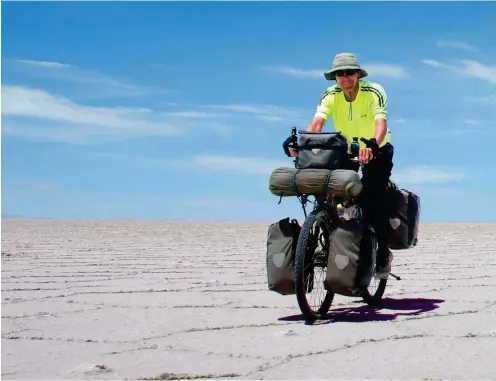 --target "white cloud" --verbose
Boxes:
[261,66,323,79]
[470,94,496,103]
[261,63,409,79]
[421,59,450,69]
[98,154,471,188]
[192,155,289,175]
[464,119,482,125]
[470,94,496,102]
[98,152,290,176]
[166,110,224,118]
[392,166,466,185]
[422,59,496,84]
[202,103,307,123]
[1,85,183,143]
[1,85,310,144]
[365,64,409,79]
[10,58,159,98]
[3,86,155,127]
[436,39,478,52]
[16,59,72,69]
